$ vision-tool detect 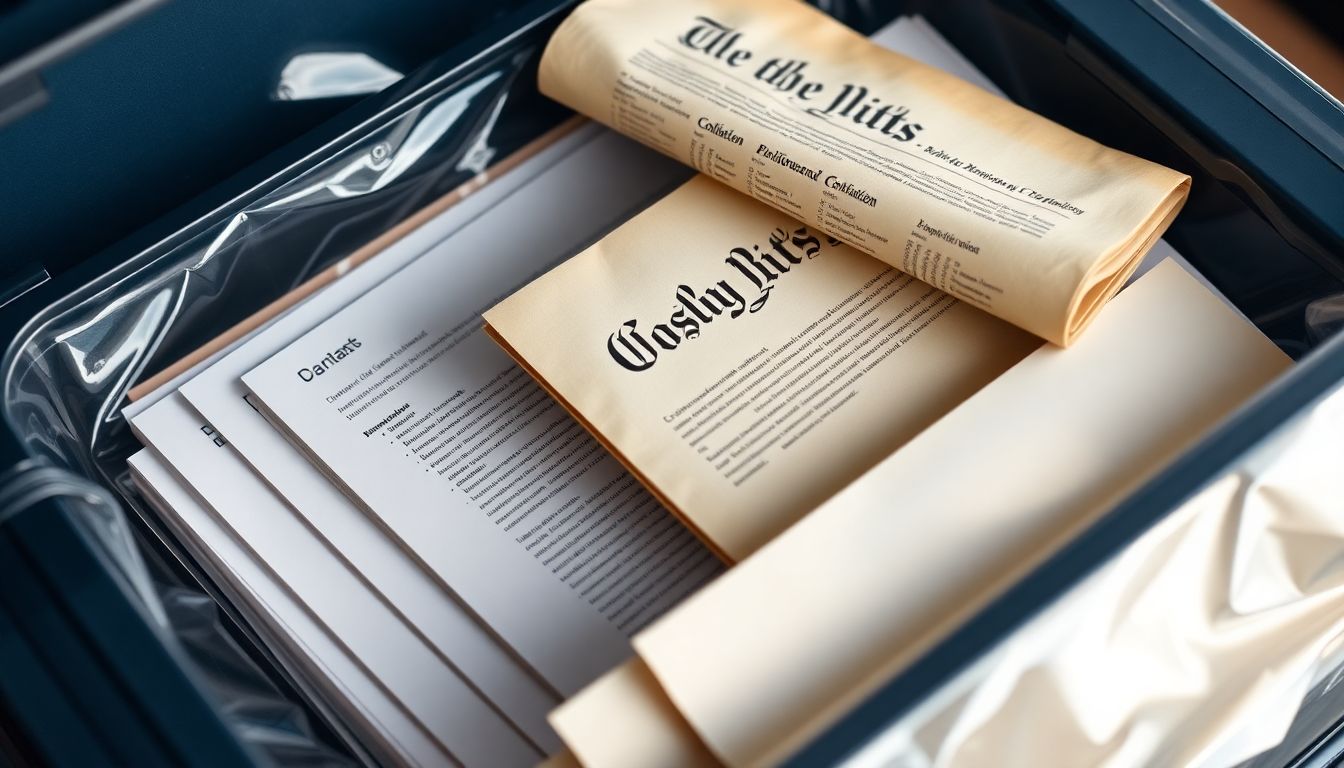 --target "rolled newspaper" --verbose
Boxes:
[538,0,1191,345]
